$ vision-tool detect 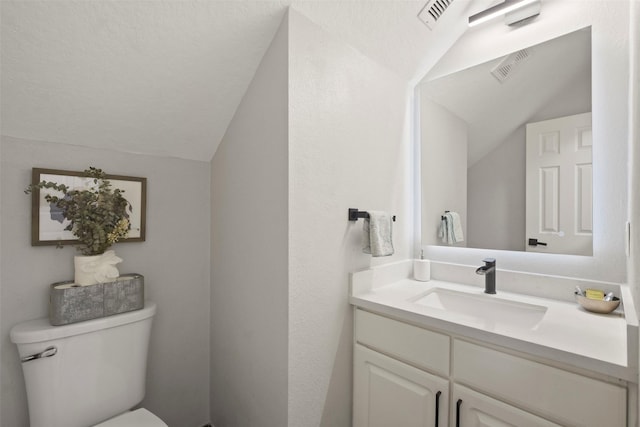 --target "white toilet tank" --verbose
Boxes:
[10,301,157,427]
